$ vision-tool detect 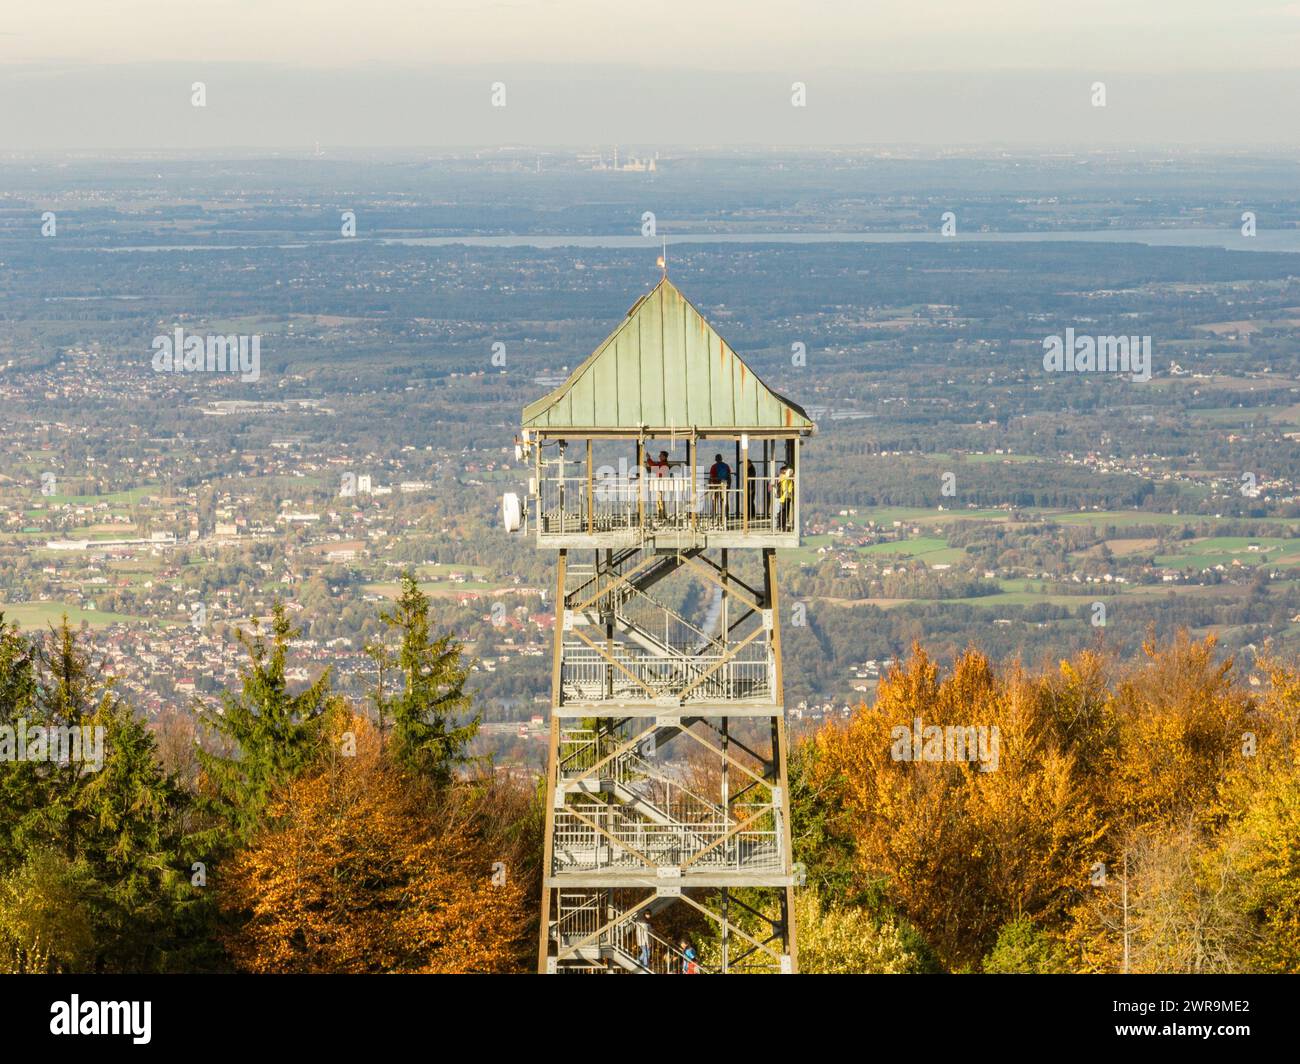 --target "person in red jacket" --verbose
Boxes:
[645,449,672,520]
